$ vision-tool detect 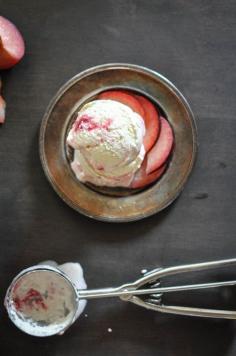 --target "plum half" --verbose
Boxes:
[0,16,25,69]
